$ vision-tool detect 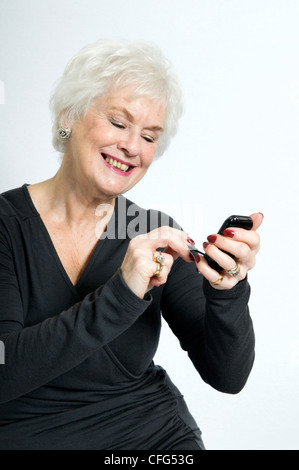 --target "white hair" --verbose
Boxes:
[50,39,184,157]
